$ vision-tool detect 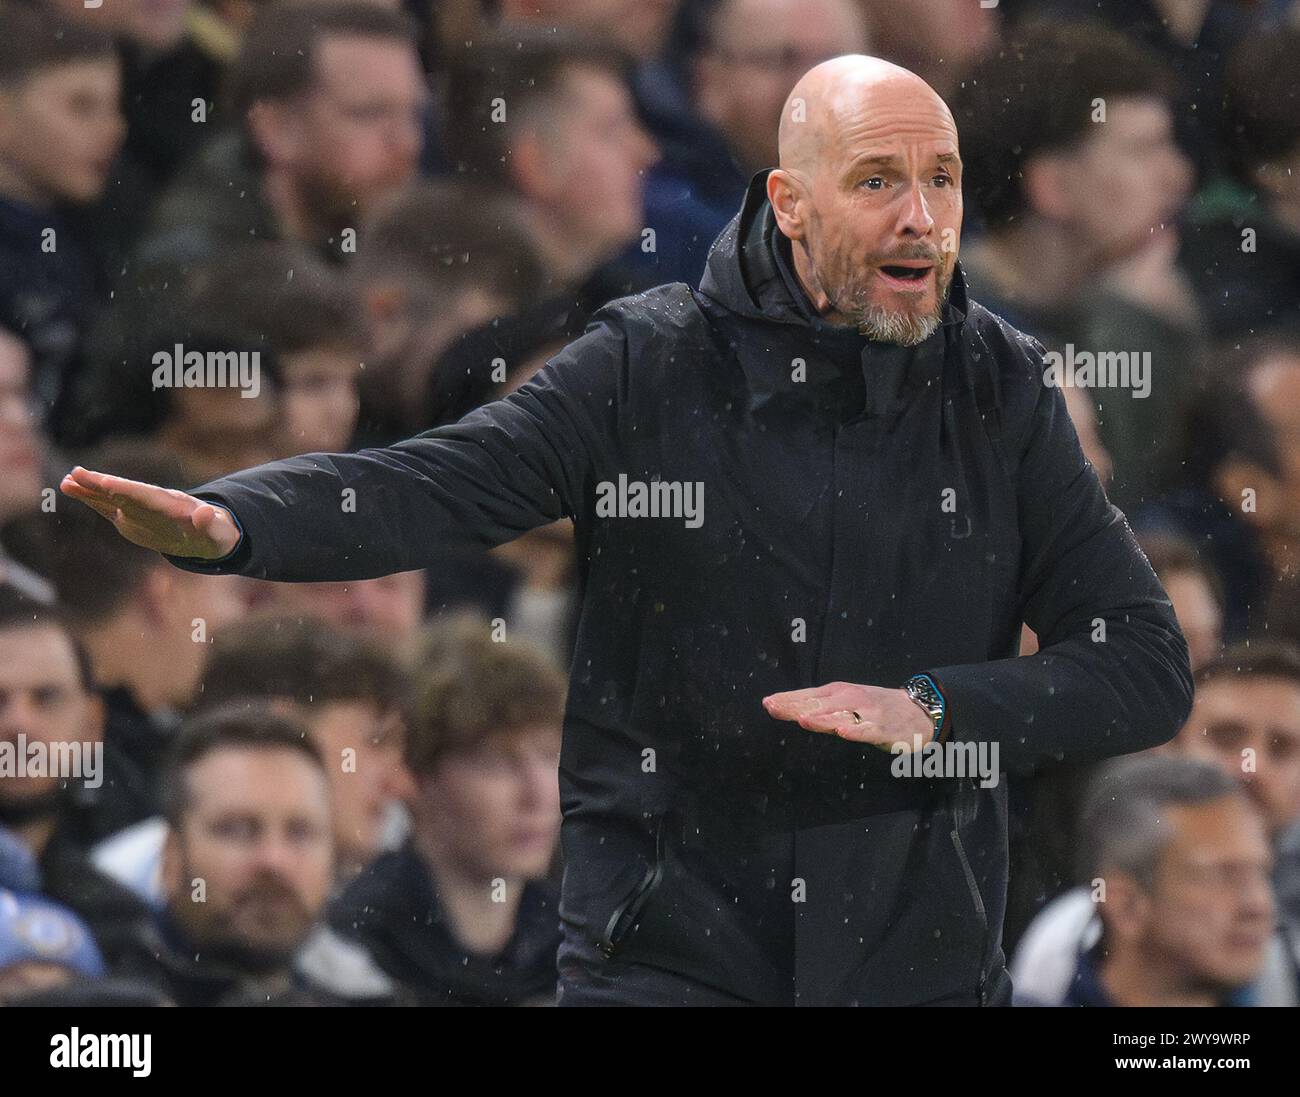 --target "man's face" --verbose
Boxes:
[1175,675,1300,839]
[529,65,657,261]
[0,332,43,522]
[415,723,562,880]
[164,746,334,961]
[1245,354,1300,538]
[255,571,426,646]
[696,0,869,175]
[282,34,426,224]
[305,700,413,872]
[787,77,963,344]
[0,61,125,205]
[278,346,361,454]
[1162,570,1222,672]
[1050,96,1191,264]
[0,625,97,806]
[1136,797,1274,993]
[157,570,249,706]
